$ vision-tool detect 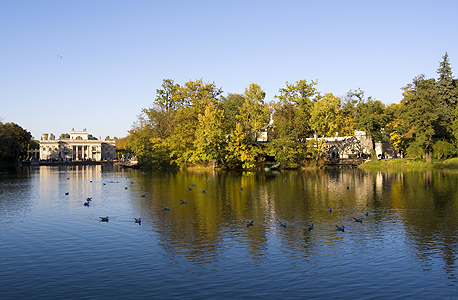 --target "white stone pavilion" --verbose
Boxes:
[39,128,116,161]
